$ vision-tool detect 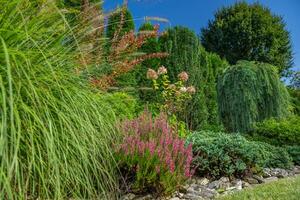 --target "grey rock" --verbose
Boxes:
[253,175,264,183]
[294,166,300,174]
[262,168,272,178]
[287,170,295,177]
[207,180,220,189]
[219,177,230,183]
[219,182,231,190]
[169,197,180,200]
[187,187,201,195]
[135,194,153,200]
[270,168,288,178]
[121,193,136,200]
[179,184,190,193]
[200,187,218,199]
[184,193,204,200]
[244,177,259,184]
[232,179,242,190]
[226,186,237,191]
[264,177,278,183]
[196,178,210,186]
[242,181,251,188]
